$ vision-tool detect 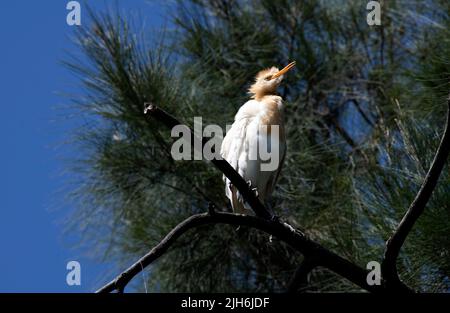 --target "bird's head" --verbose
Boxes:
[249,61,296,100]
